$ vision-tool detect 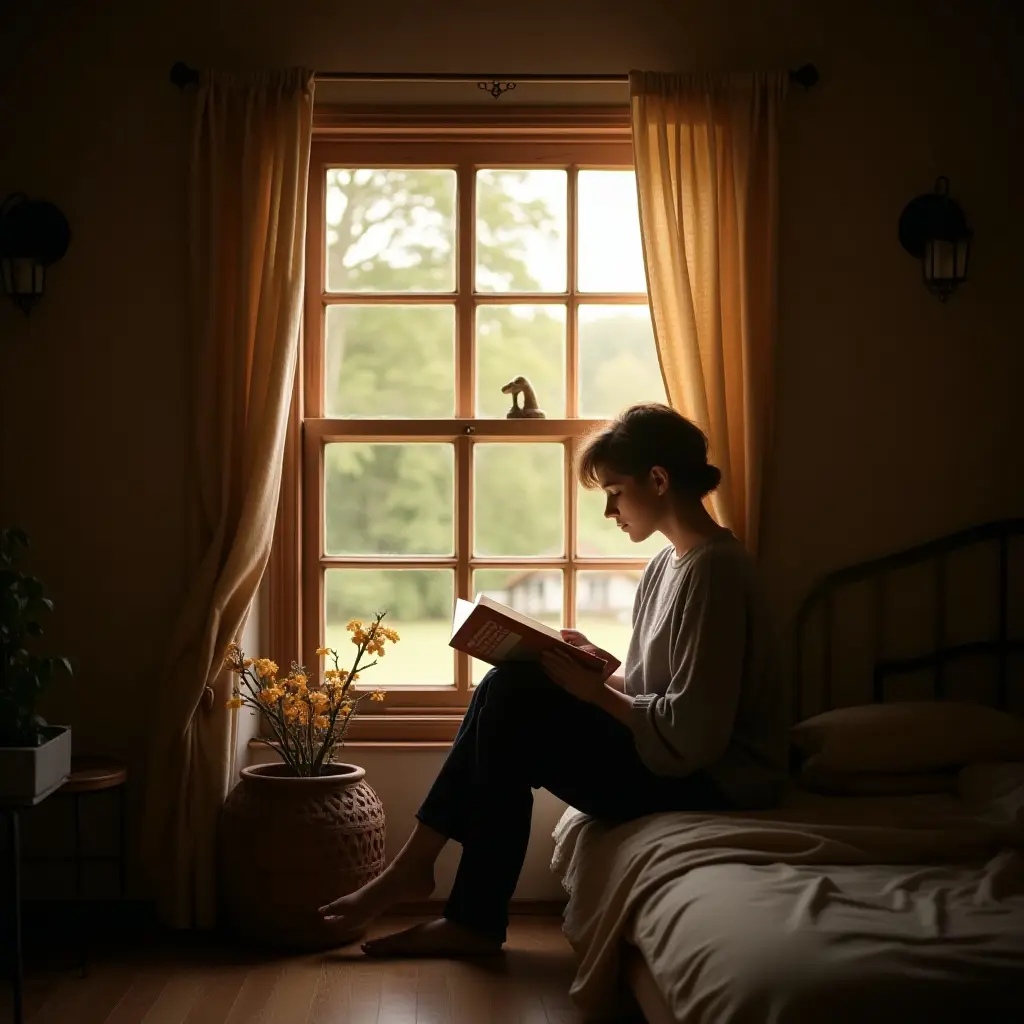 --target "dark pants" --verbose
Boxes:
[416,662,727,943]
